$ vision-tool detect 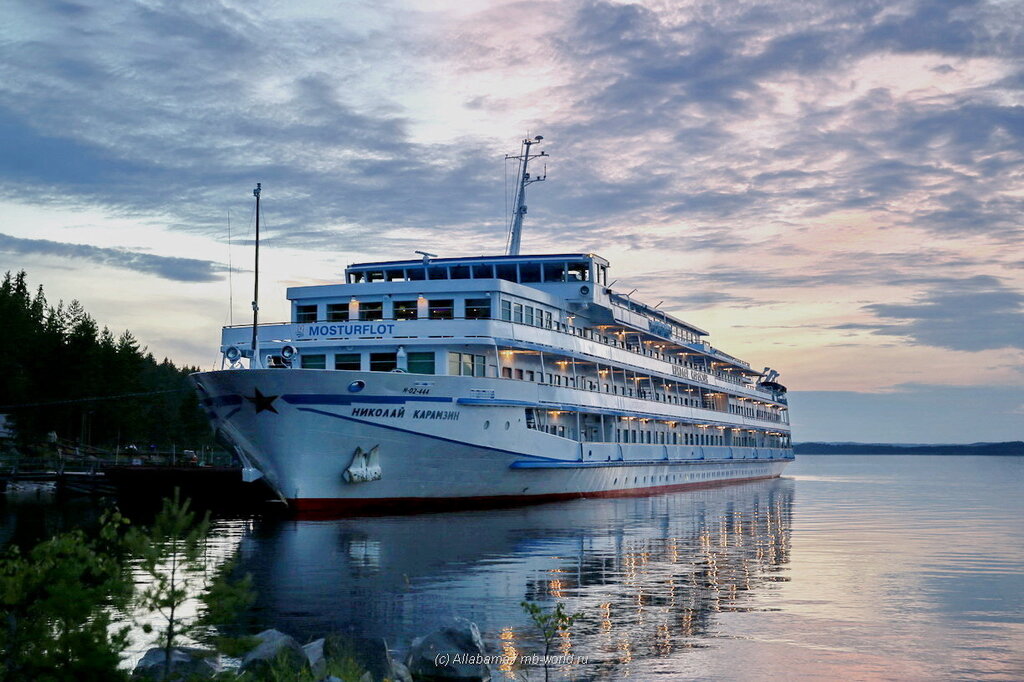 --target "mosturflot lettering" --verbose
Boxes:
[306,323,396,337]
